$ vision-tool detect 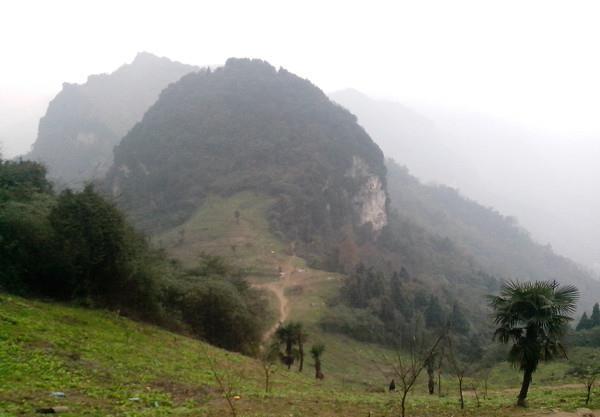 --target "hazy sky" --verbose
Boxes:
[2,0,600,269]
[4,0,600,154]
